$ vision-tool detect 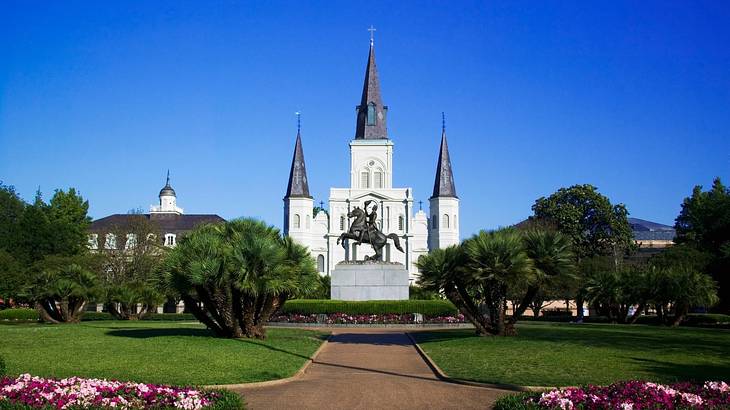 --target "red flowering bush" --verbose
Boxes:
[0,374,236,409]
[268,312,466,324]
[495,380,730,409]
